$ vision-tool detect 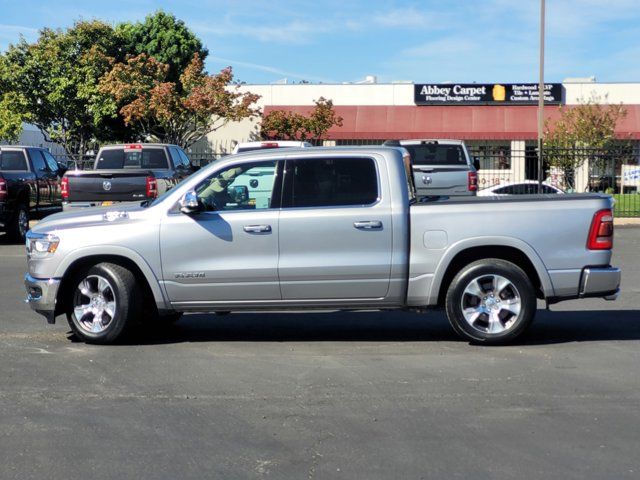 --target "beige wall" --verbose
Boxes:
[207,82,640,148]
